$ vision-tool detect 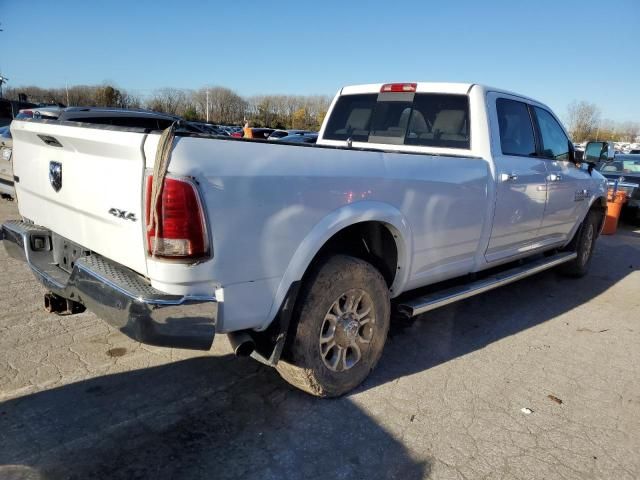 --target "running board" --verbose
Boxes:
[397,252,577,317]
